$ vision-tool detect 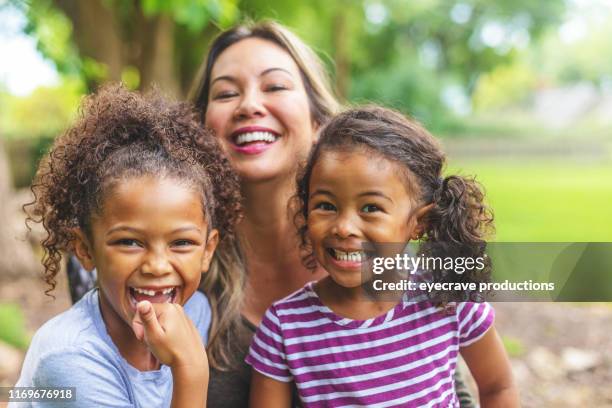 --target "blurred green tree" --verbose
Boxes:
[14,0,566,116]
[17,0,239,96]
